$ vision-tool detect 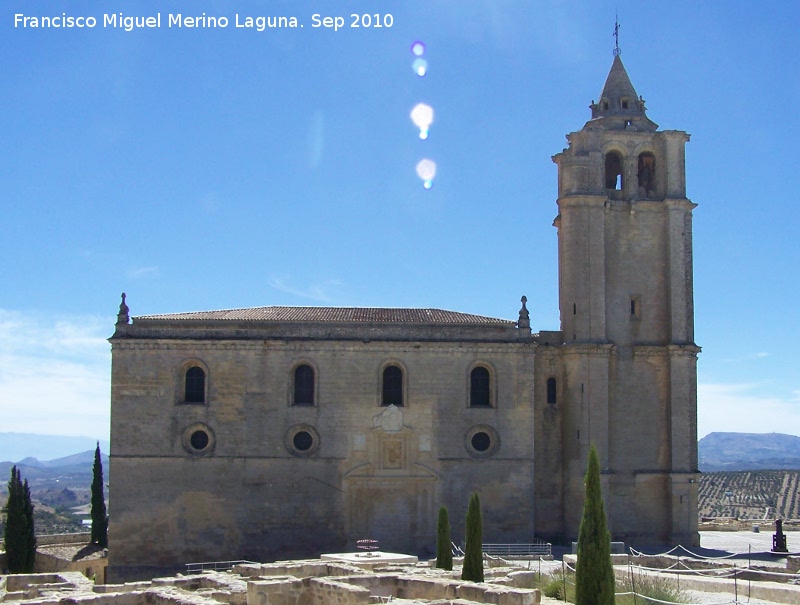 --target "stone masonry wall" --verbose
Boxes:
[109,335,535,579]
